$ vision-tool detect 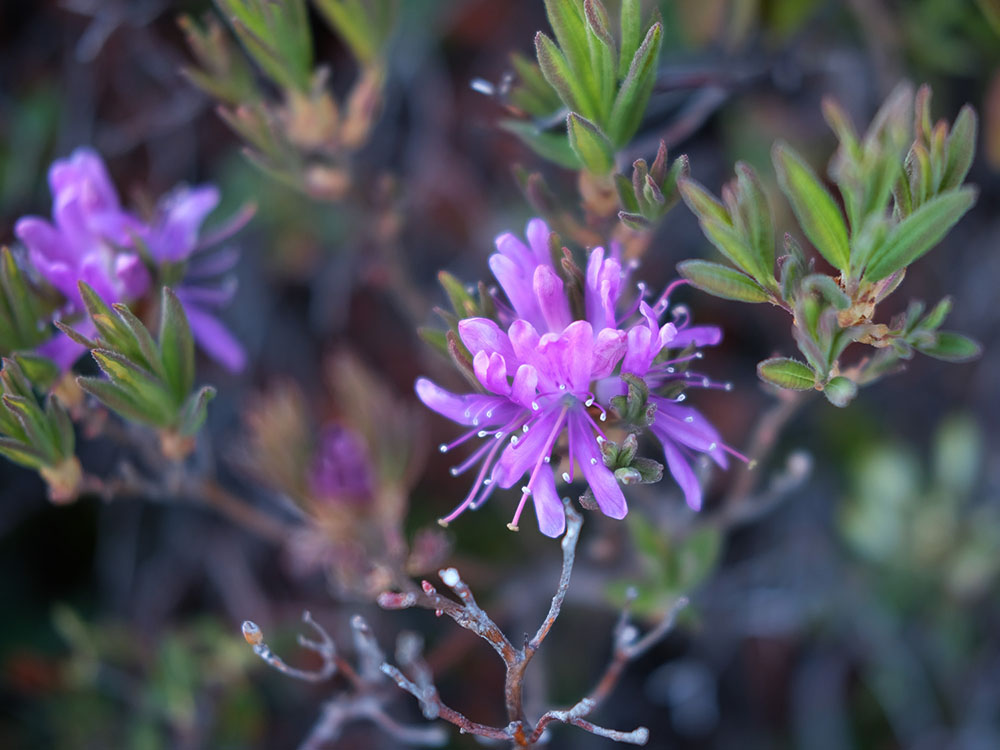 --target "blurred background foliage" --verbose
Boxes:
[0,0,998,748]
